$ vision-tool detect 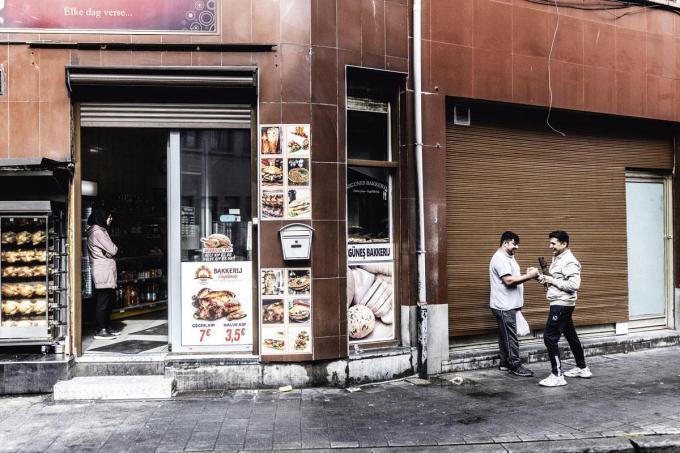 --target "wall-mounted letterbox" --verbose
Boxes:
[279,223,314,260]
